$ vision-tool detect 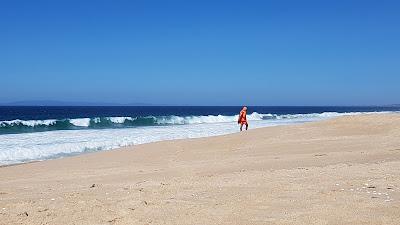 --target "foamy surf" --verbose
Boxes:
[0,113,268,134]
[0,112,369,135]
